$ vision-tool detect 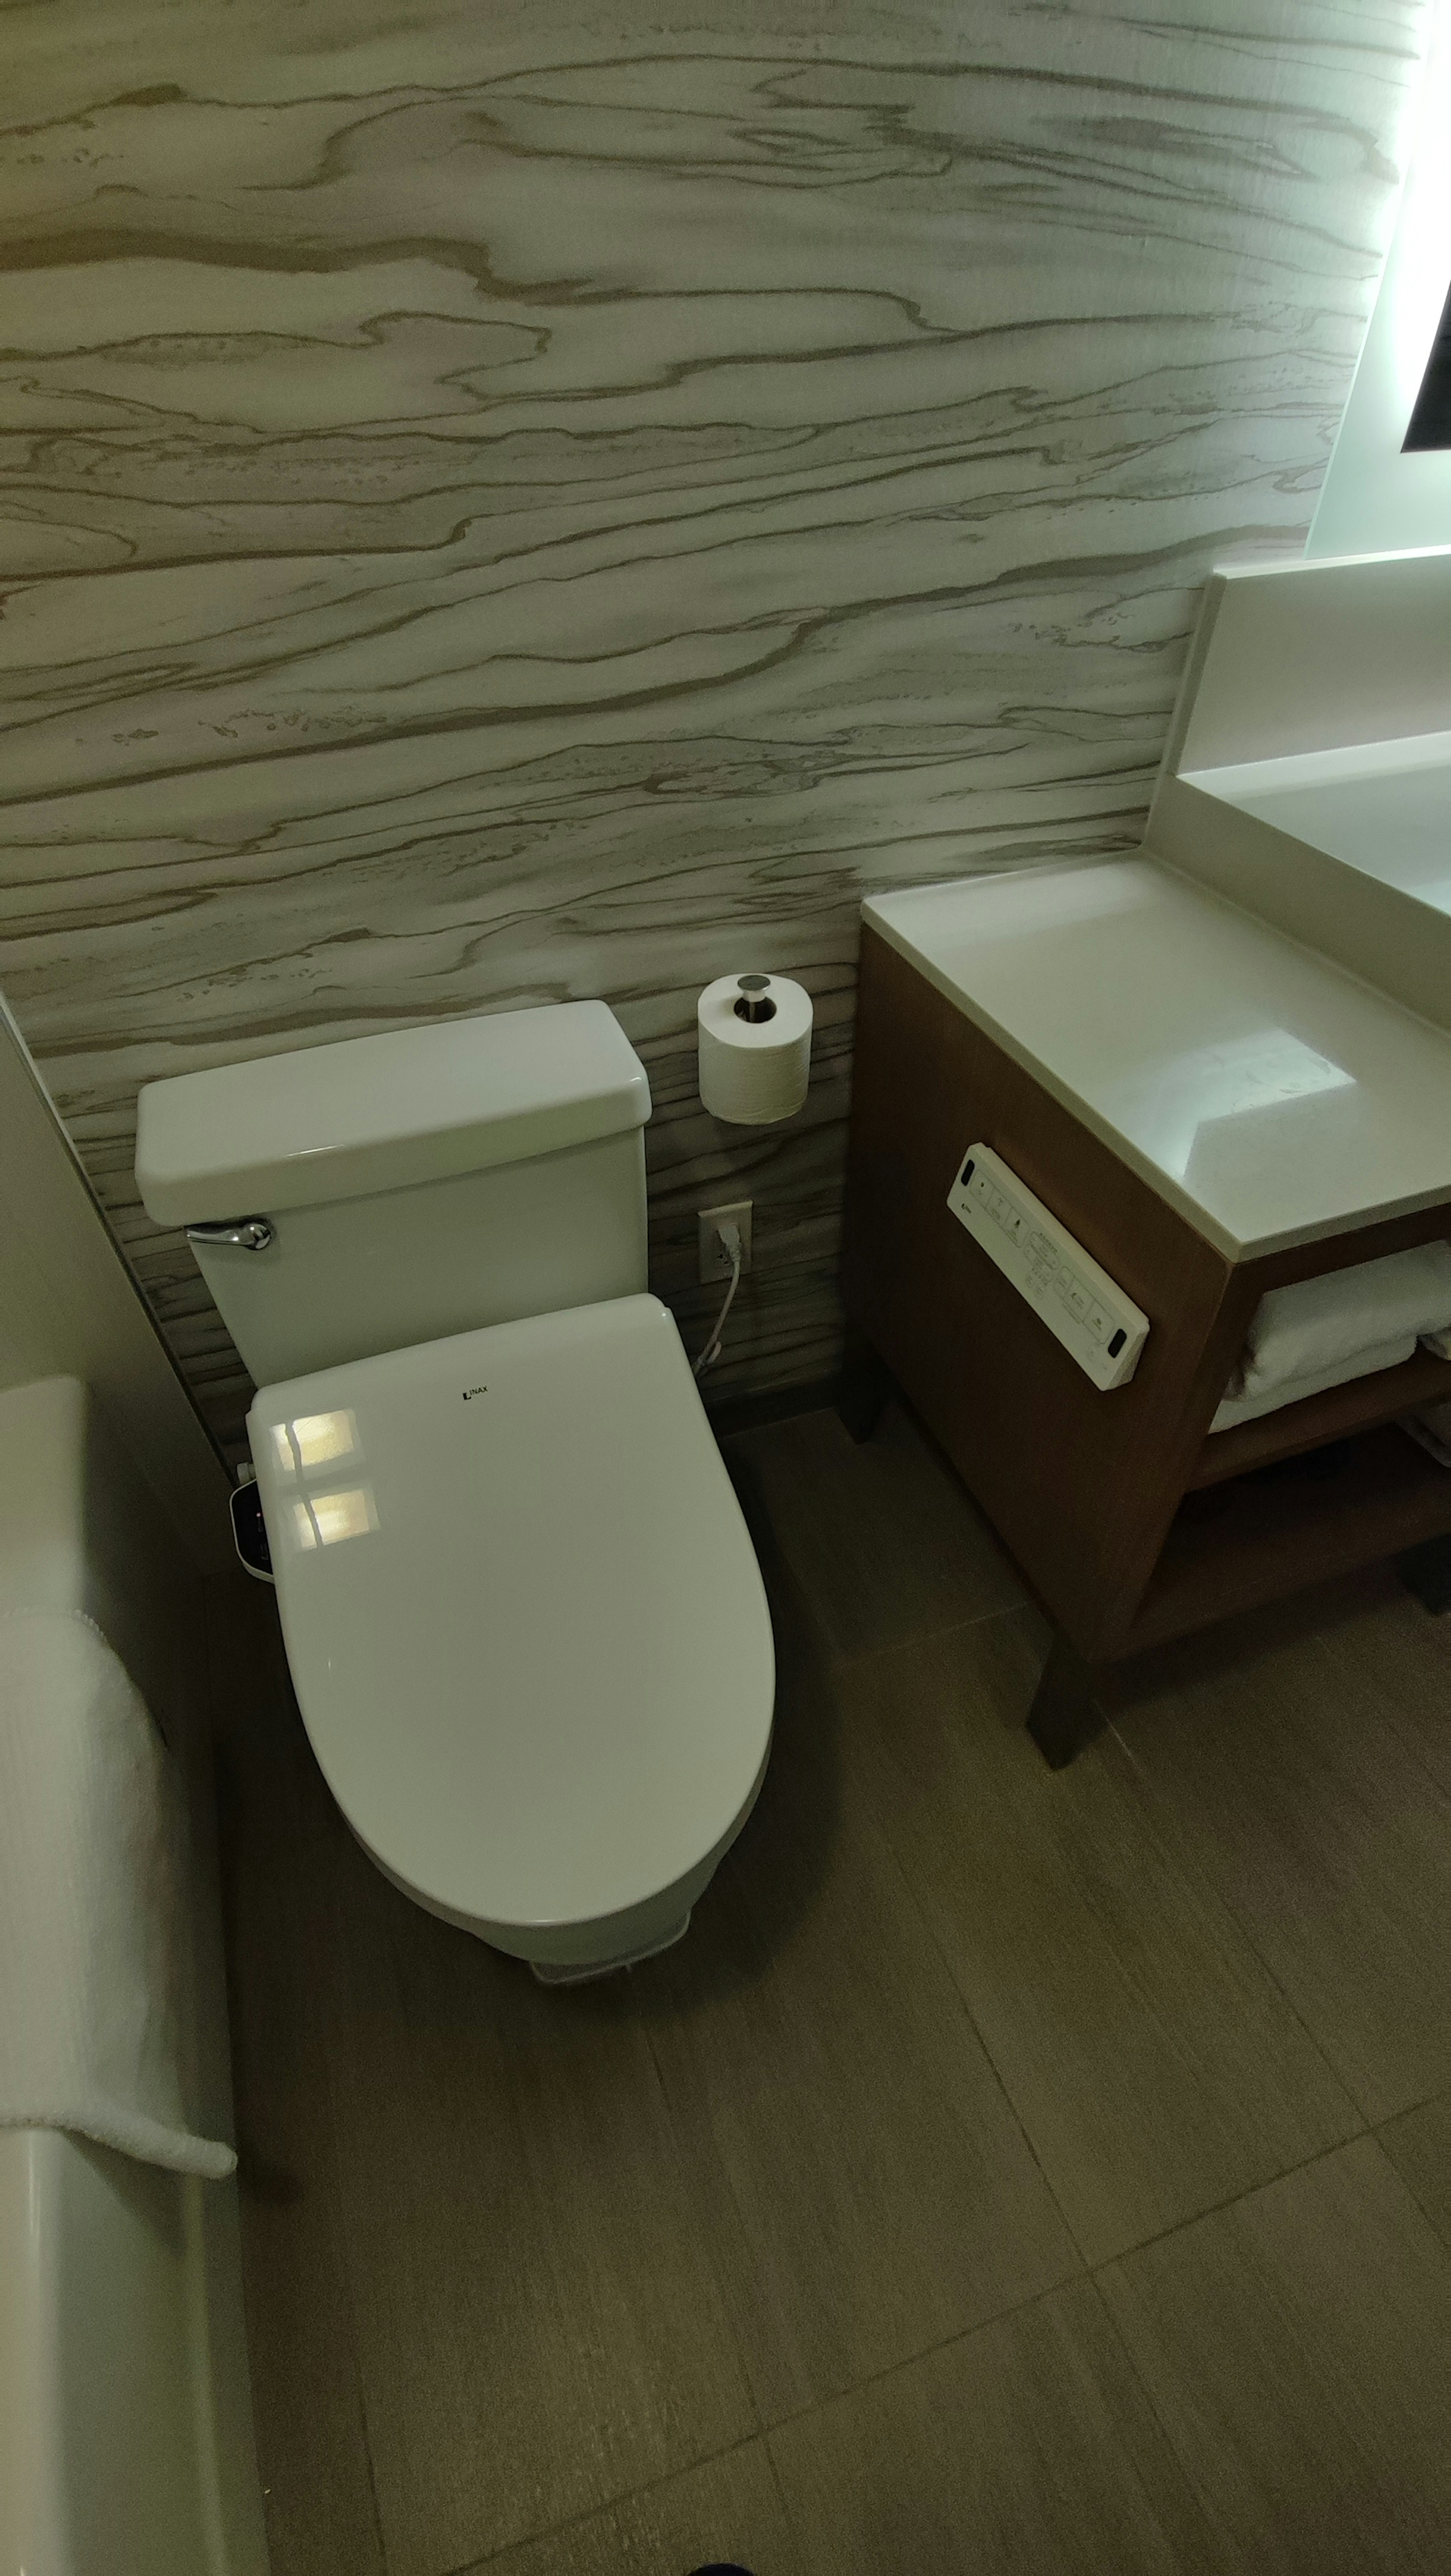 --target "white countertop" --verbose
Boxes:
[863,858,1451,1259]
[1186,730,1451,916]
